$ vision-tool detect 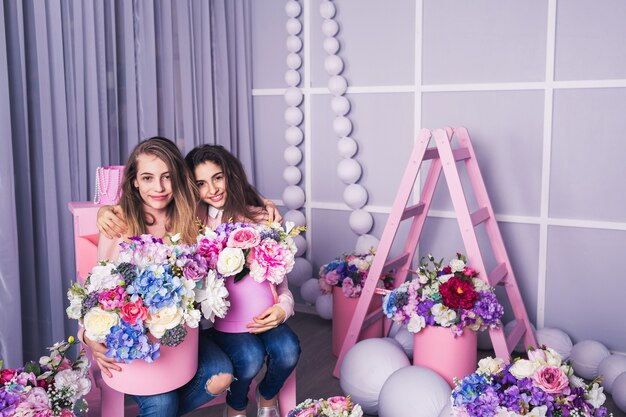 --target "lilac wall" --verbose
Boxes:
[249,0,626,352]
